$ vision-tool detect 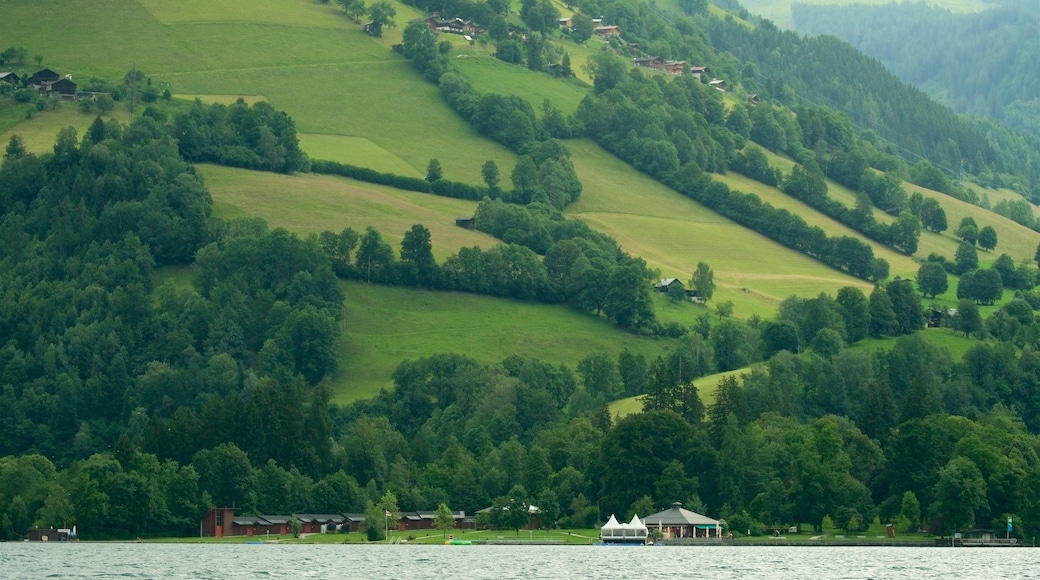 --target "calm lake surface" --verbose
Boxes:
[3,543,1040,579]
